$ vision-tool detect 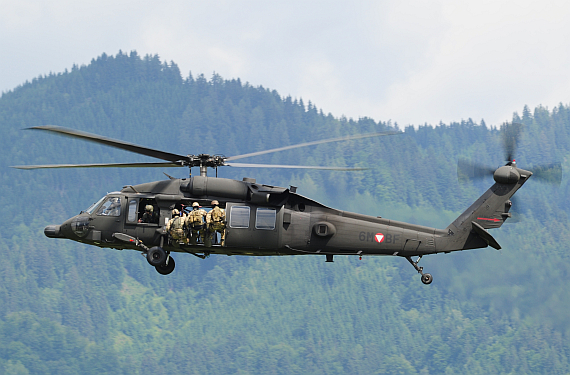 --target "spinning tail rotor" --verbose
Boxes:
[457,122,562,223]
[457,122,562,186]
